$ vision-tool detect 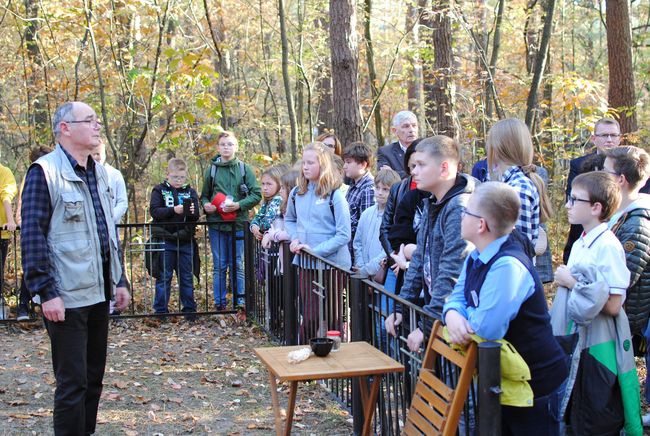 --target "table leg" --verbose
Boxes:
[361,375,381,436]
[284,381,298,436]
[358,377,370,420]
[268,371,283,436]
